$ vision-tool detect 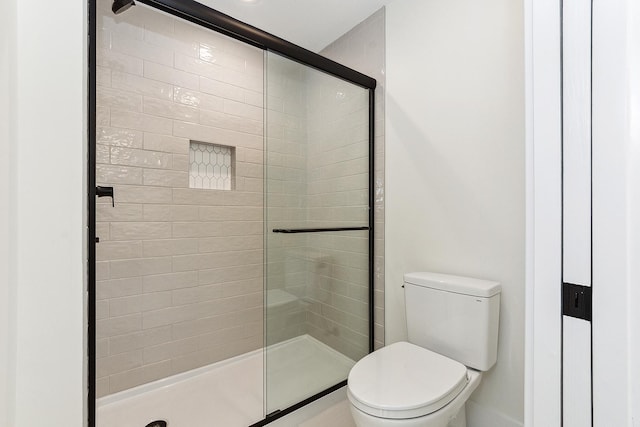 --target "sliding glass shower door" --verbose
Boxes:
[264,52,372,414]
[91,1,374,424]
